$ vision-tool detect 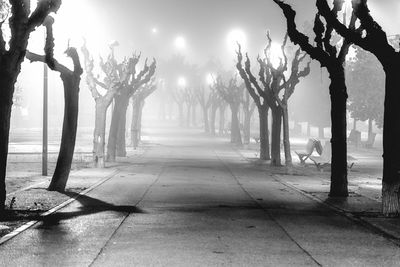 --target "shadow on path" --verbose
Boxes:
[1,191,144,226]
